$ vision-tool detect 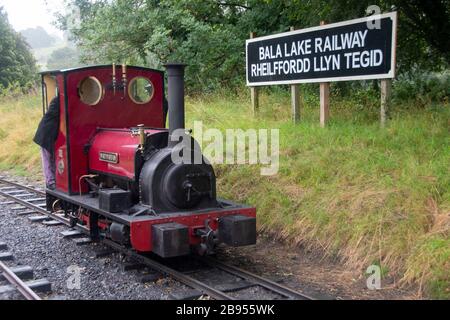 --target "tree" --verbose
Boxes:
[283,0,450,73]
[47,46,81,70]
[56,0,449,91]
[0,7,38,90]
